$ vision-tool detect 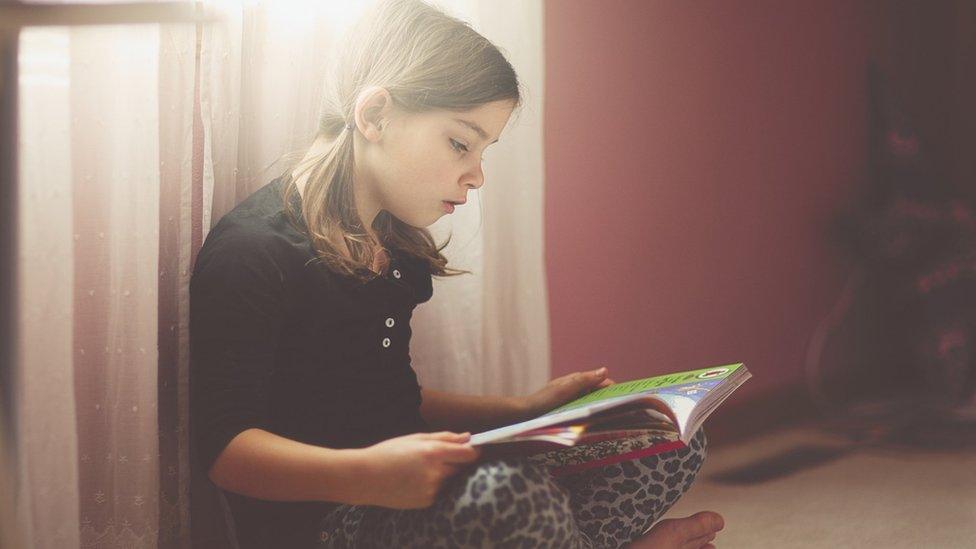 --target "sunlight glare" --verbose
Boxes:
[211,0,370,35]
